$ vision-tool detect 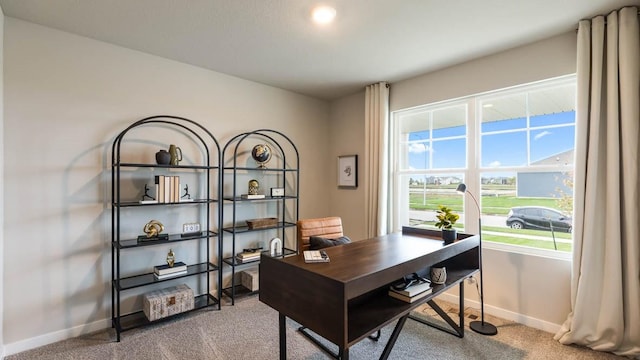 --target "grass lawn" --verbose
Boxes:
[409,194,565,216]
[409,220,572,252]
[483,234,572,251]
